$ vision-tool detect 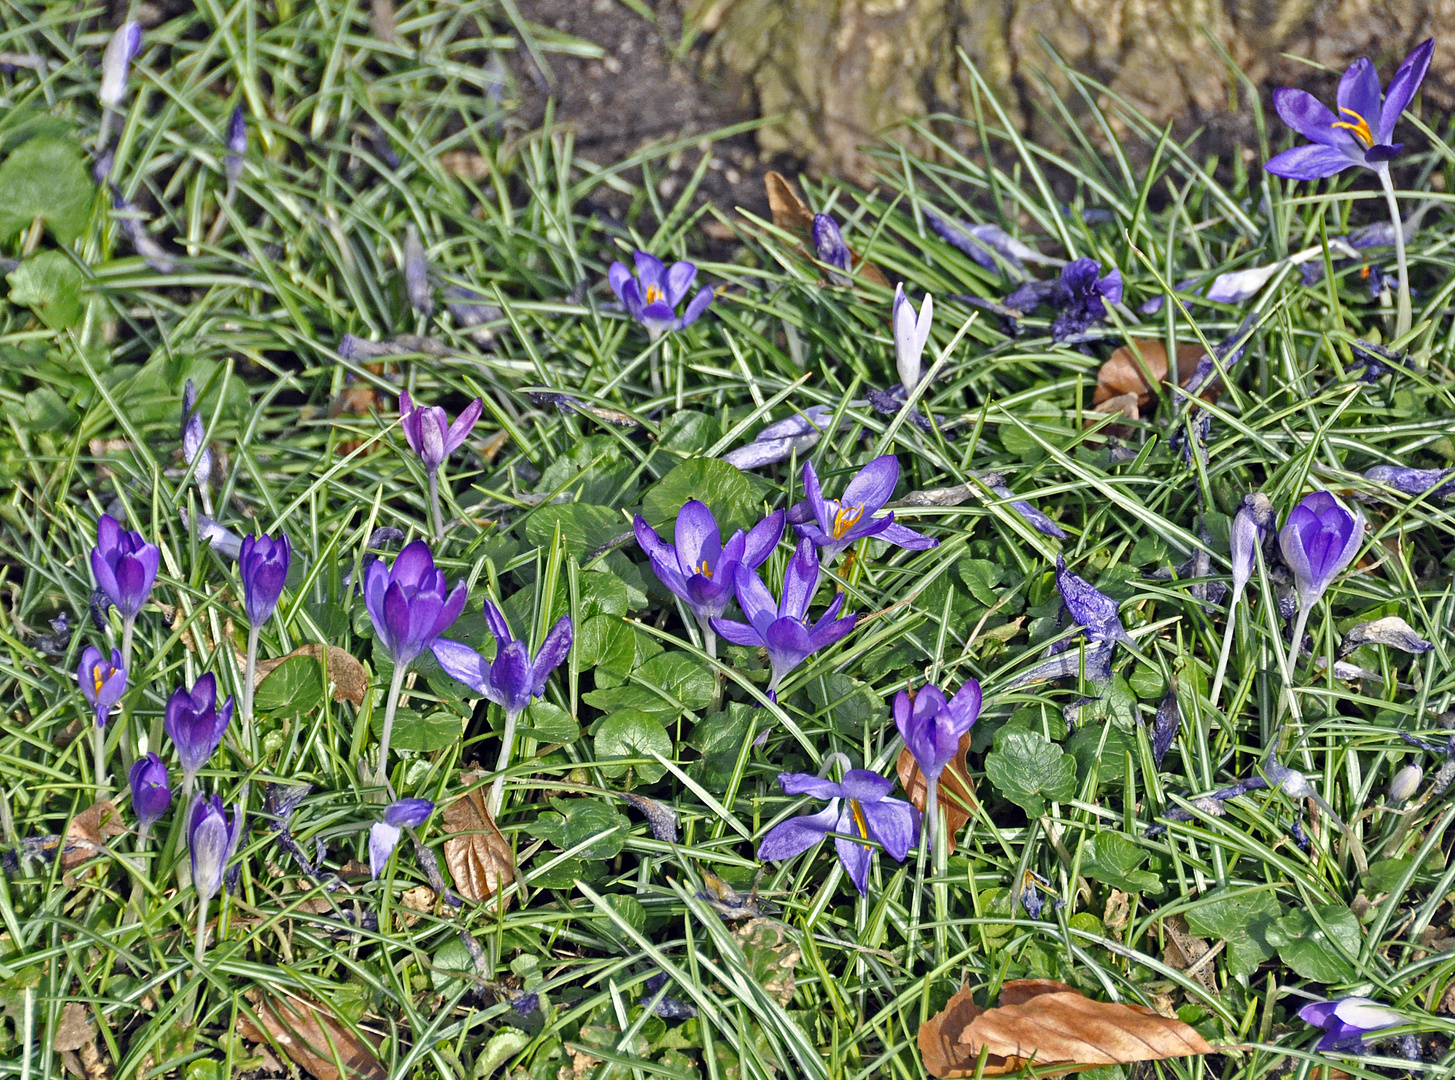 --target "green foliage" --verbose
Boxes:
[7,252,84,329]
[984,728,1077,817]
[0,135,93,243]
